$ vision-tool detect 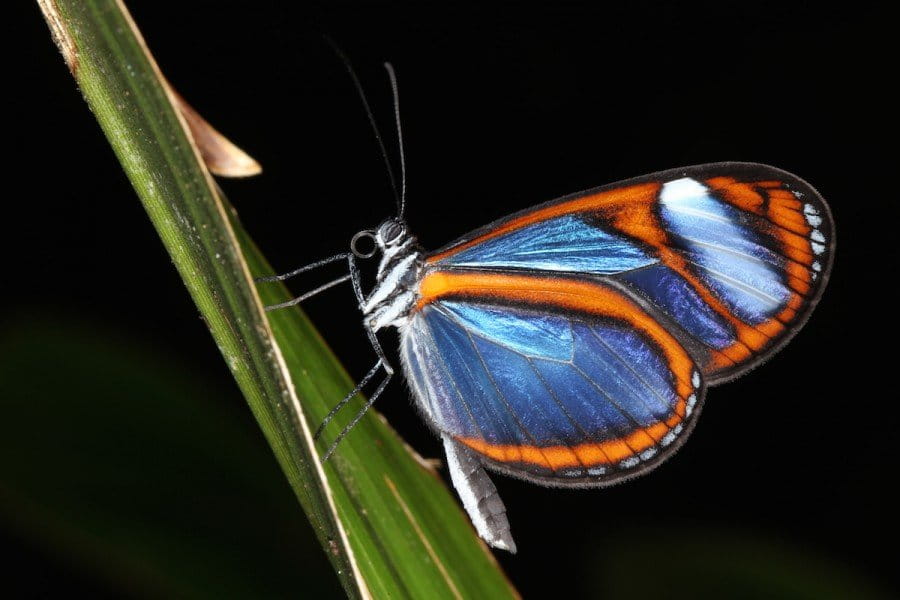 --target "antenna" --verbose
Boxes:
[323,36,401,214]
[384,63,407,217]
